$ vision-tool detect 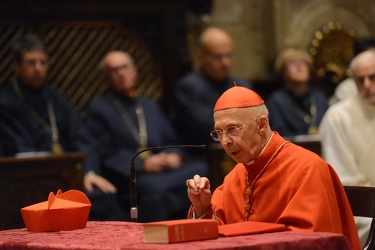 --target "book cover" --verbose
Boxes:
[218,221,288,237]
[143,219,218,243]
